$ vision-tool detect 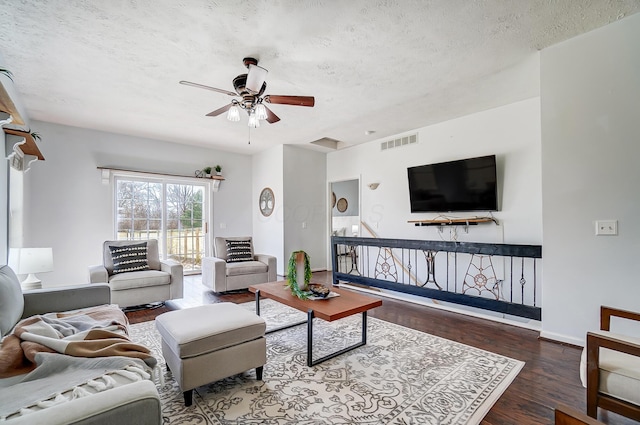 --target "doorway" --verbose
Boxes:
[329,178,360,271]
